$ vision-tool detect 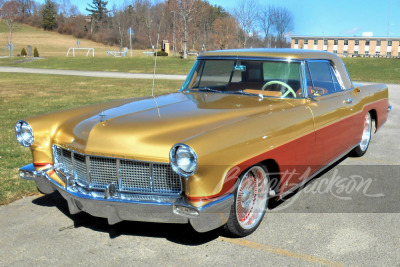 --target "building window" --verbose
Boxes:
[314,40,318,45]
[344,50,348,54]
[388,40,392,46]
[365,51,369,56]
[304,39,308,44]
[324,39,328,45]
[377,40,381,46]
[354,51,359,55]
[344,40,348,45]
[334,39,338,45]
[355,40,359,45]
[376,51,380,56]
[387,52,391,56]
[366,40,370,46]
[295,39,298,44]
[333,50,337,54]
